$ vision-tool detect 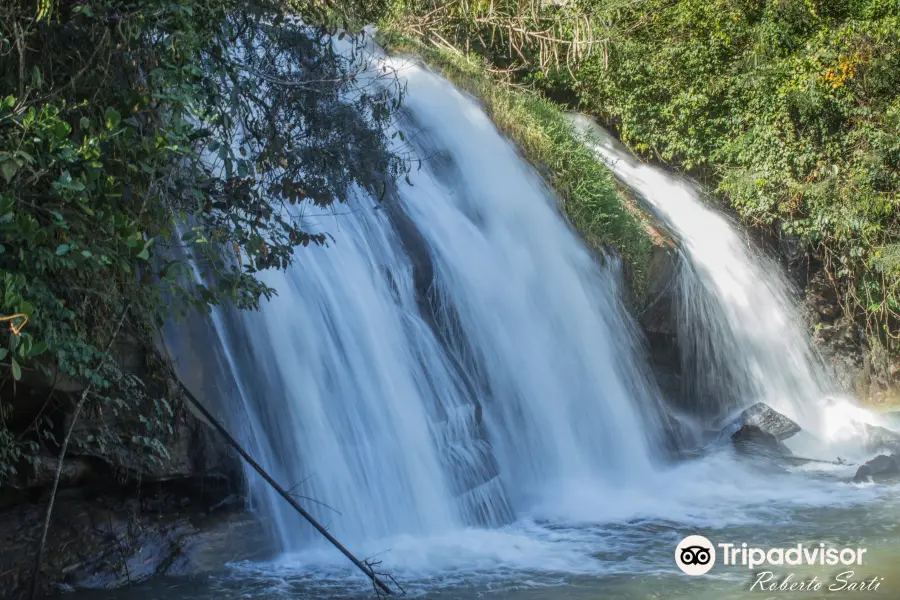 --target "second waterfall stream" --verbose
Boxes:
[156,40,896,598]
[569,115,887,454]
